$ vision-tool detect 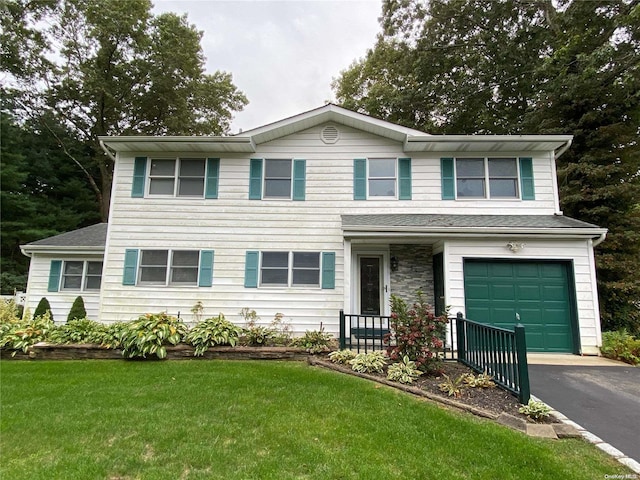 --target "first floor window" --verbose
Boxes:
[456,157,519,199]
[61,261,103,291]
[138,250,199,285]
[260,251,321,287]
